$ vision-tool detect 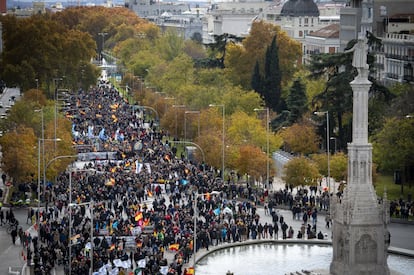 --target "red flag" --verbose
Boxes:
[169,243,179,251]
[185,267,195,275]
[135,211,143,222]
